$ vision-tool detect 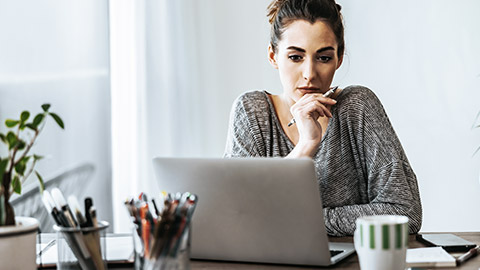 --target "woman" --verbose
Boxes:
[224,0,422,236]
